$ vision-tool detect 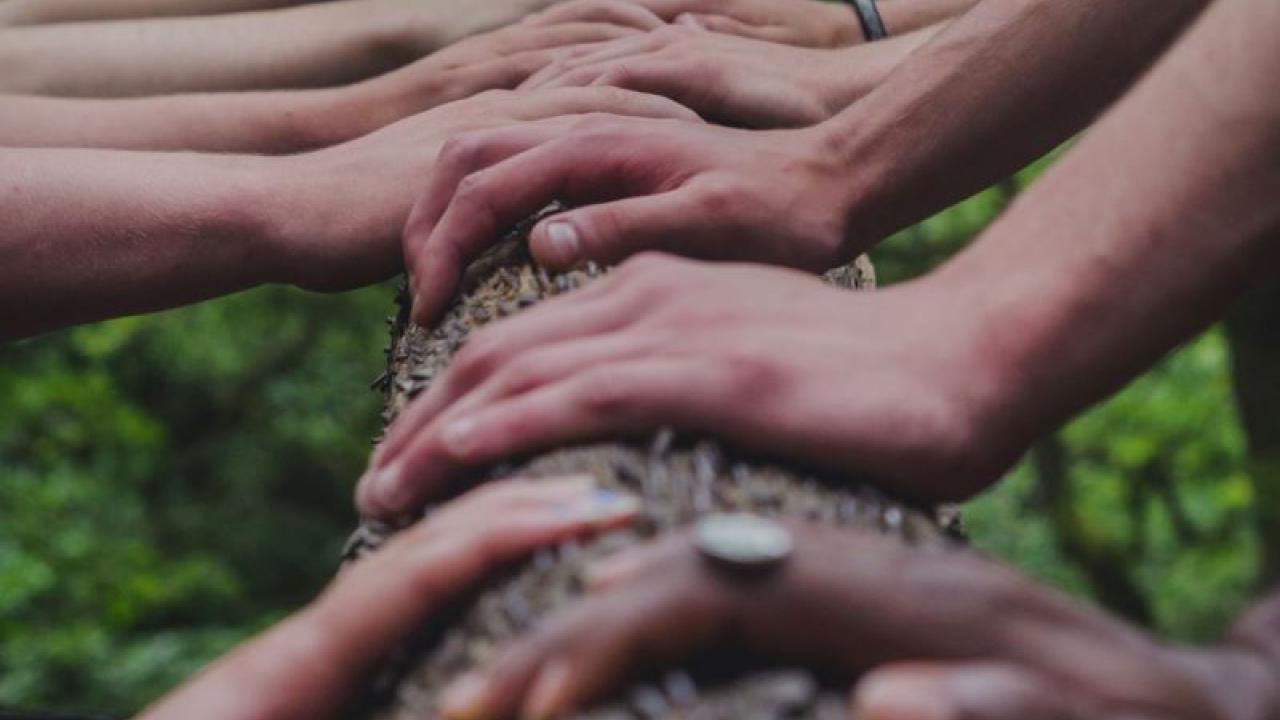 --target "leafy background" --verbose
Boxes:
[3,154,1278,717]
